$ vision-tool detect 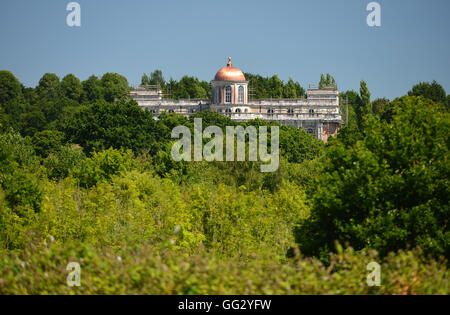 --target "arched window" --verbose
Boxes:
[267,108,274,115]
[225,108,232,113]
[238,86,244,104]
[309,109,315,116]
[225,86,232,104]
[215,87,220,104]
[288,109,294,115]
[168,109,174,113]
[235,108,241,113]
